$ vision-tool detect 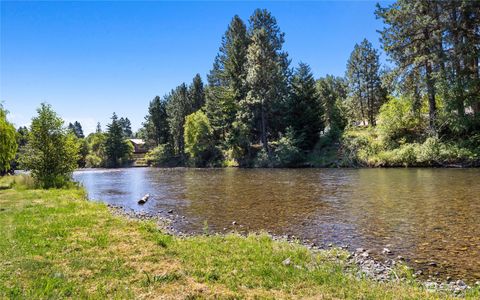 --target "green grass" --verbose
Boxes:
[1,179,478,299]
